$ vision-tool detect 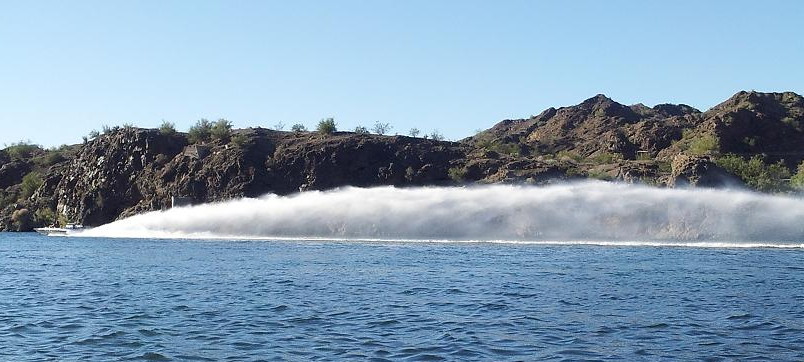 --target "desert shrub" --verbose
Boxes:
[291,123,307,132]
[188,119,213,143]
[688,134,719,155]
[409,128,421,137]
[482,141,519,156]
[354,126,369,134]
[556,150,584,163]
[20,172,43,200]
[159,121,177,136]
[273,122,286,131]
[657,161,672,173]
[429,130,445,141]
[448,166,467,182]
[37,151,66,167]
[88,130,100,139]
[790,161,804,189]
[372,122,392,135]
[4,141,41,159]
[34,207,57,226]
[716,154,791,192]
[211,119,233,142]
[316,118,337,134]
[230,133,249,148]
